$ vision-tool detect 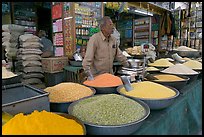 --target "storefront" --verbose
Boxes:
[2,2,202,135]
